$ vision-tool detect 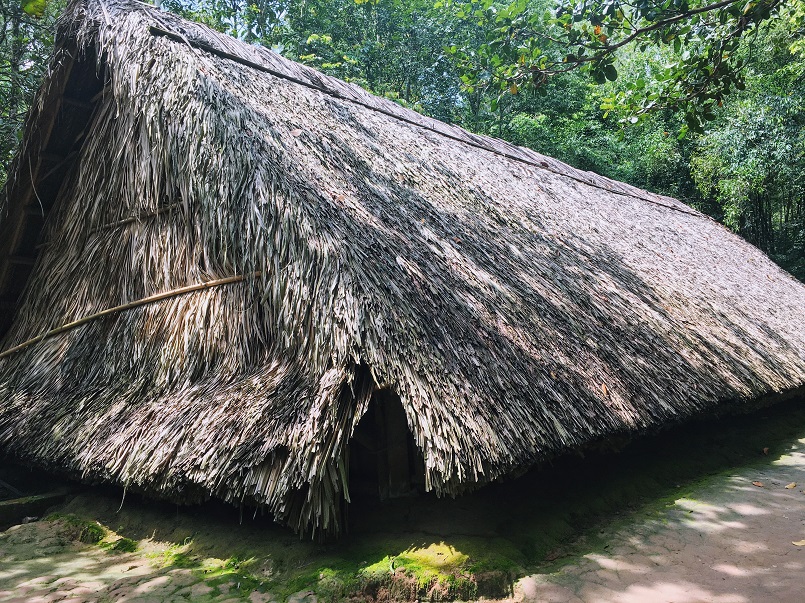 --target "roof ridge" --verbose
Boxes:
[141,7,702,219]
